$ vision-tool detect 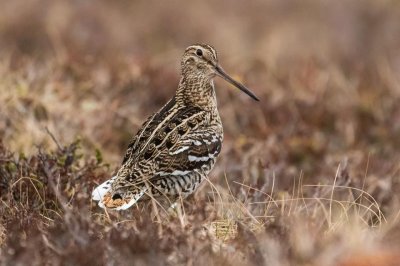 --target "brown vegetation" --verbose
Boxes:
[1,1,400,265]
